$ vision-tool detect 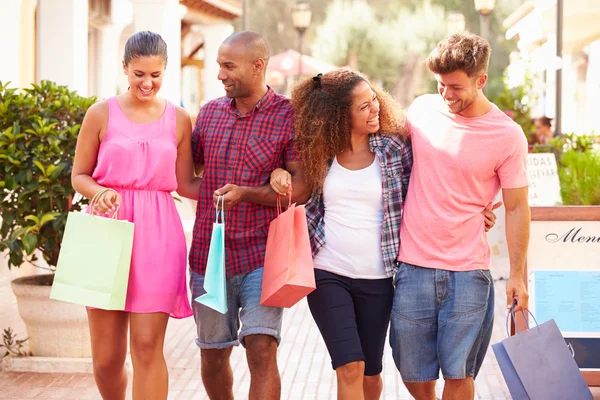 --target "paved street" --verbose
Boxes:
[1,264,597,399]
